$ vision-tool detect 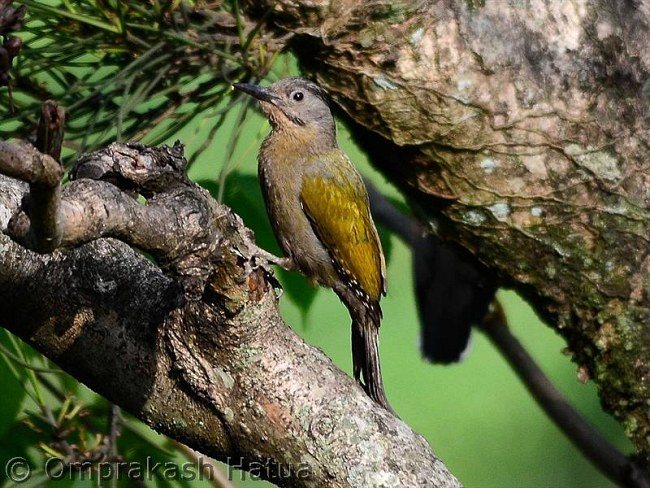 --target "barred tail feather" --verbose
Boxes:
[350,301,392,411]
[334,283,392,412]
